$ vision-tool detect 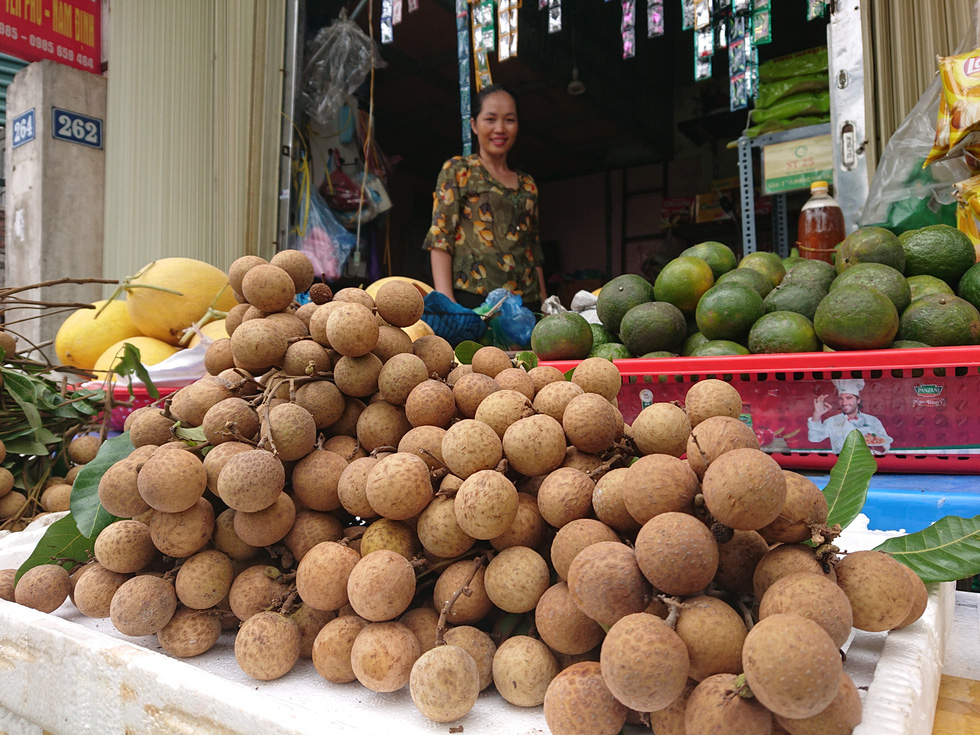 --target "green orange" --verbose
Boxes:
[738,251,786,289]
[716,267,773,298]
[835,226,905,274]
[830,262,911,314]
[679,241,738,280]
[899,224,976,286]
[530,312,594,360]
[897,294,980,346]
[747,311,820,354]
[653,256,715,314]
[691,340,751,356]
[620,301,688,356]
[595,274,655,333]
[695,284,765,343]
[813,284,898,350]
